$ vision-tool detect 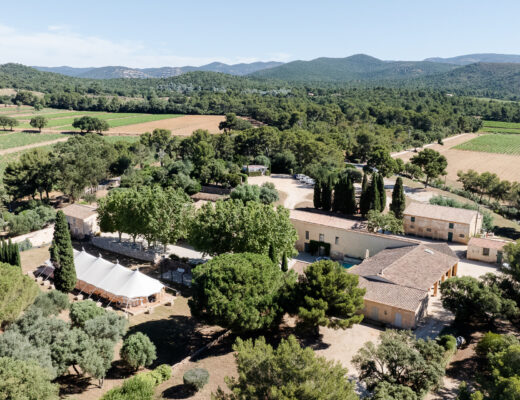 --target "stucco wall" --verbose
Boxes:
[66,214,99,239]
[362,298,421,329]
[403,214,481,244]
[467,244,503,264]
[291,219,415,260]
